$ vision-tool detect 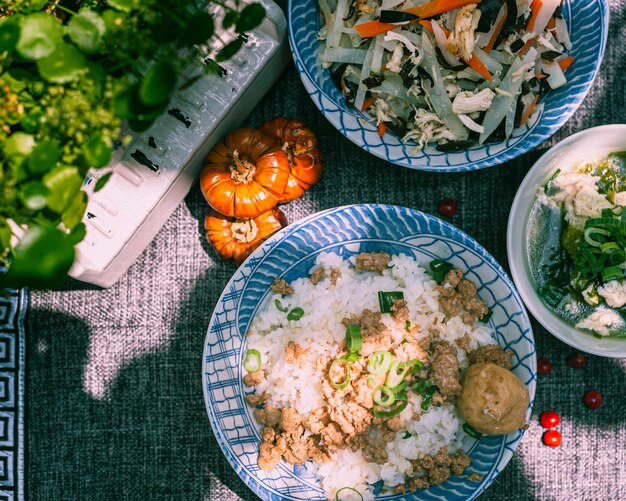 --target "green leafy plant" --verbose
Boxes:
[0,0,265,288]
